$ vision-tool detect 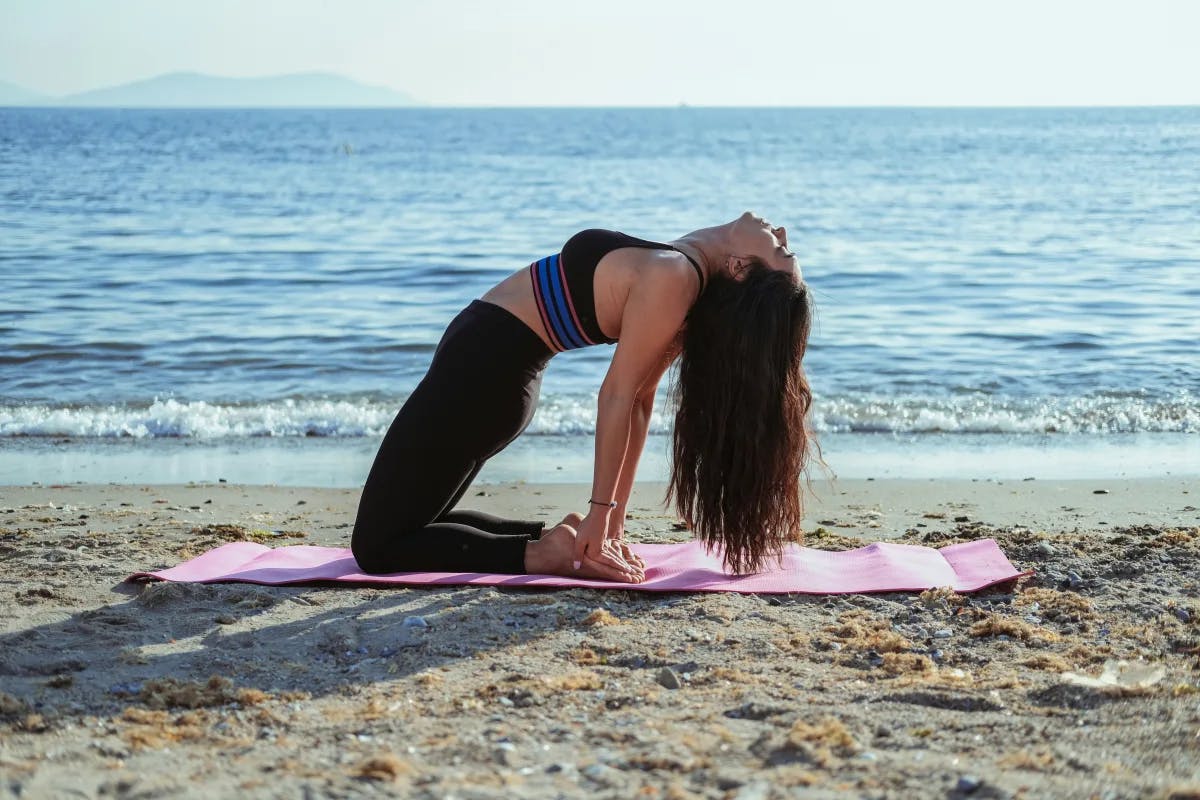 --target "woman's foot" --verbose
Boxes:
[525,524,644,583]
